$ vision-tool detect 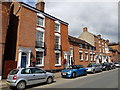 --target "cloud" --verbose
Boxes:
[45,1,118,42]
[18,0,118,43]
